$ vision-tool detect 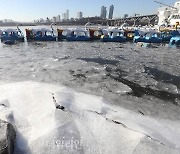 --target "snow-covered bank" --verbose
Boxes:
[0,81,179,154]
